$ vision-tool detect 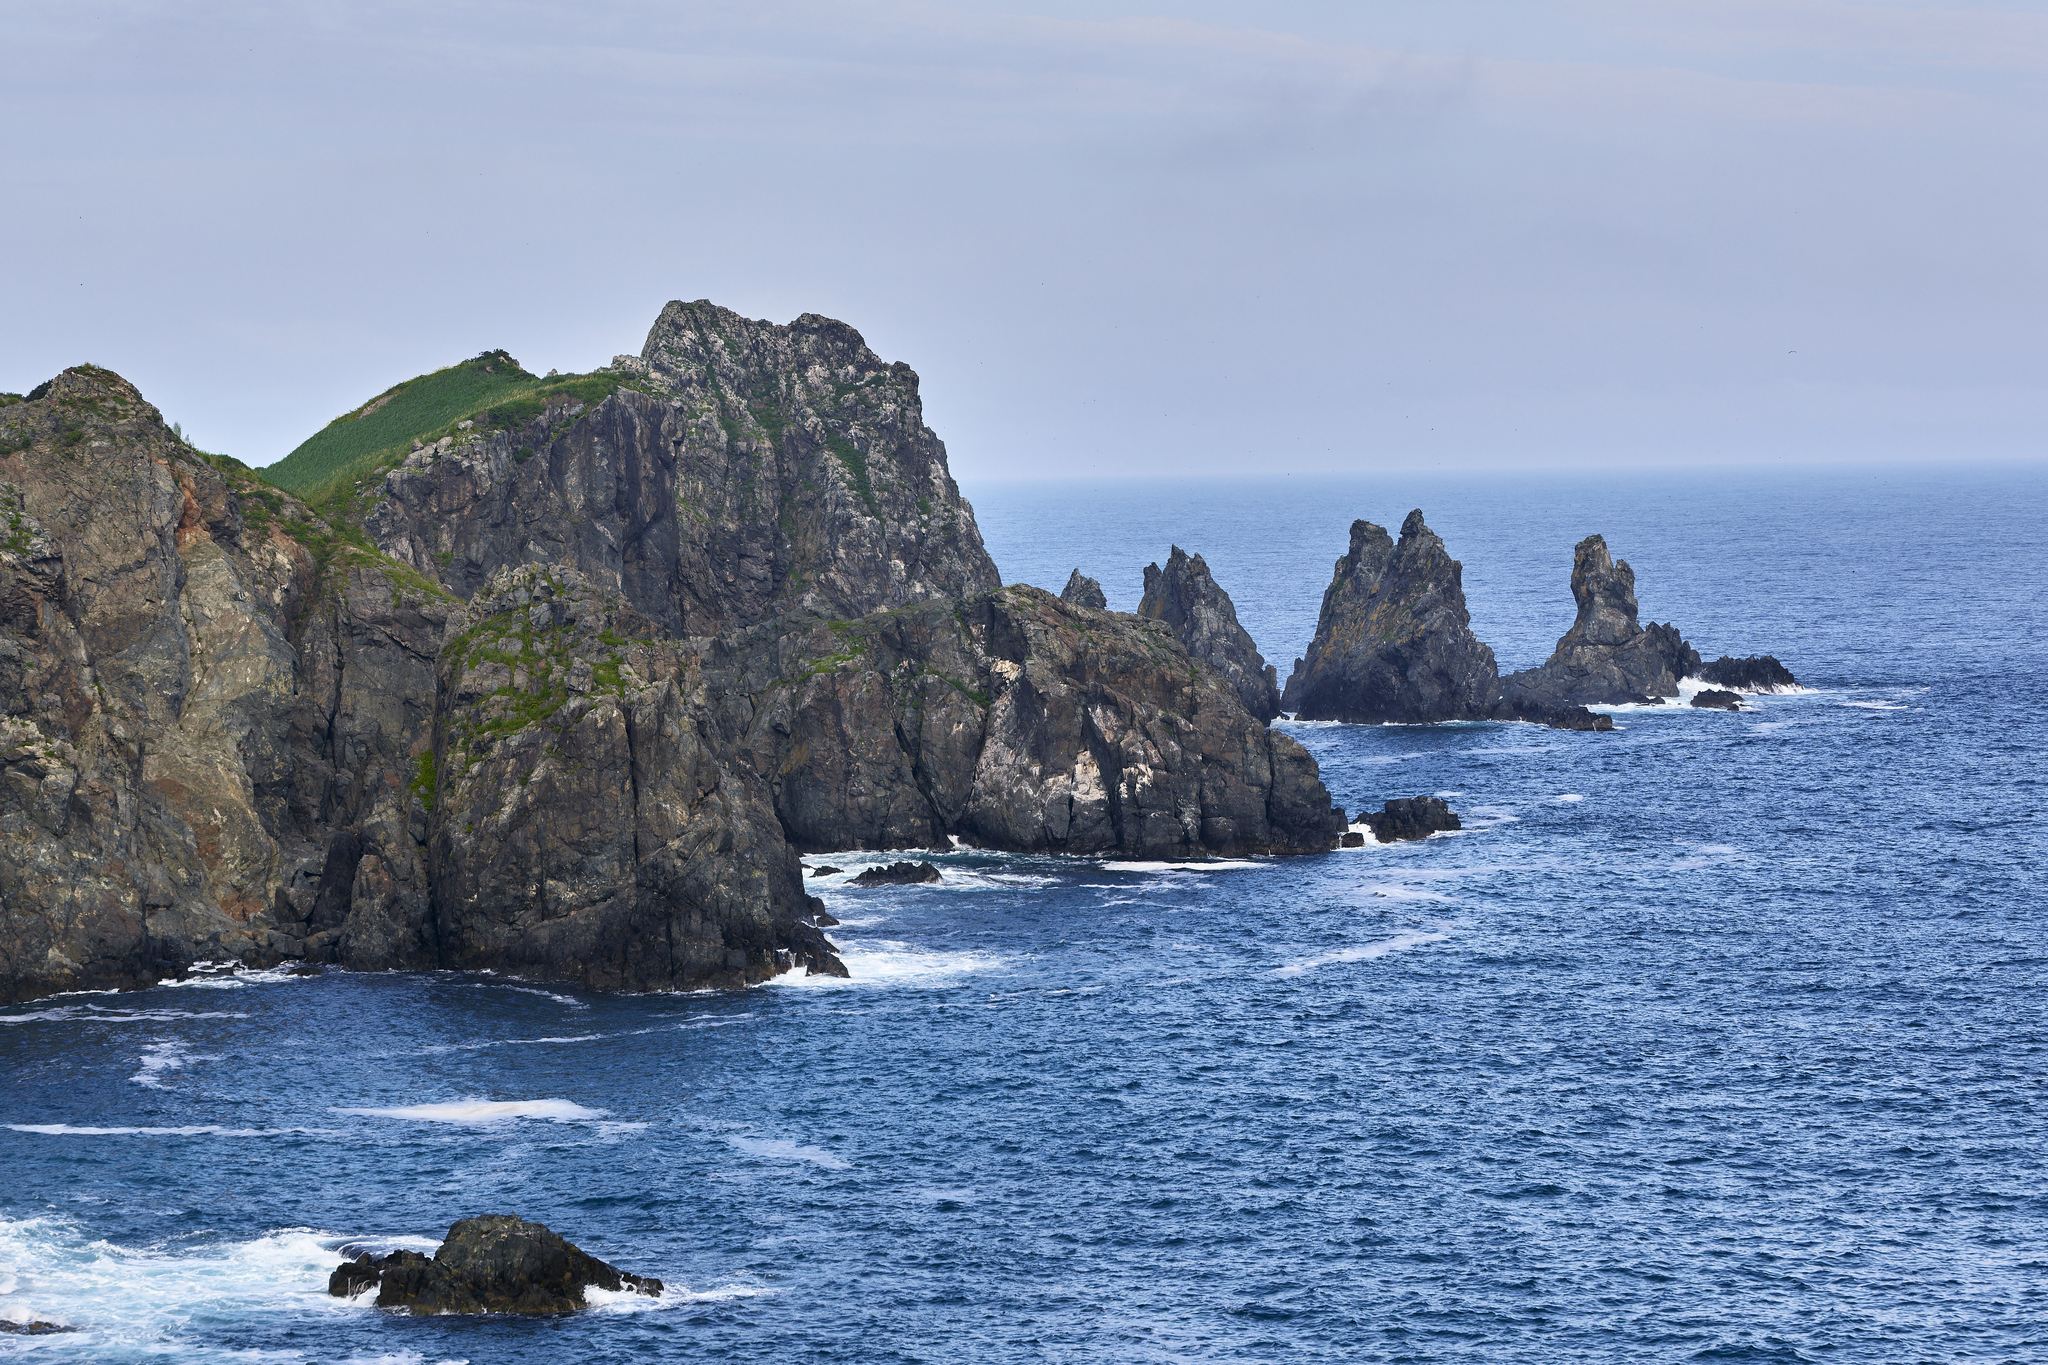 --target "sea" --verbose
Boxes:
[3,464,2044,1363]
